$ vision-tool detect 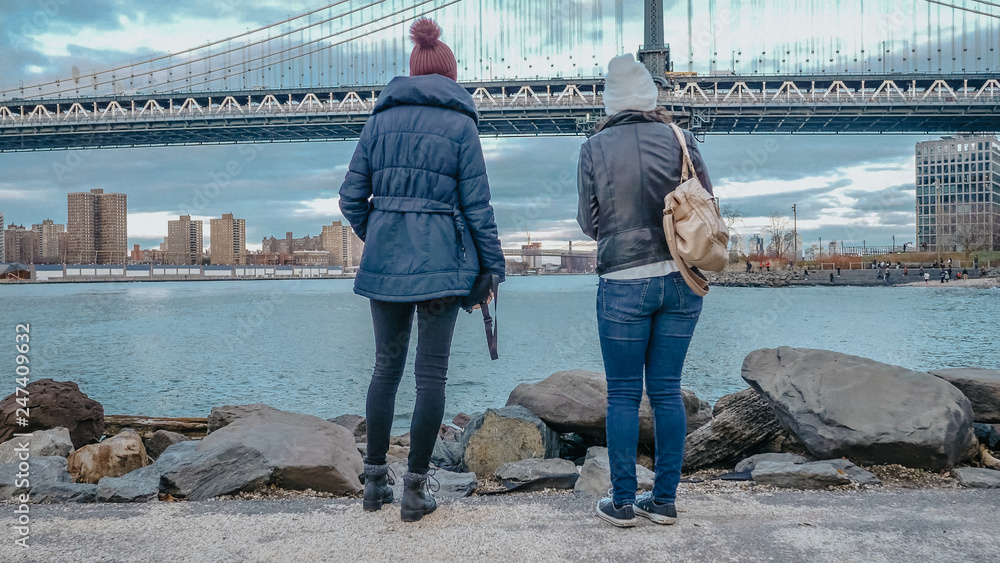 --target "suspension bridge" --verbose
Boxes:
[1,0,999,152]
